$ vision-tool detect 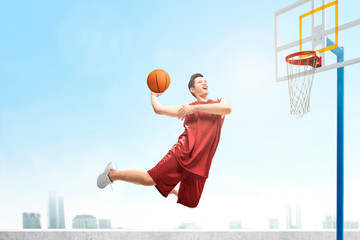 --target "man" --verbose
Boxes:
[97,73,232,208]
